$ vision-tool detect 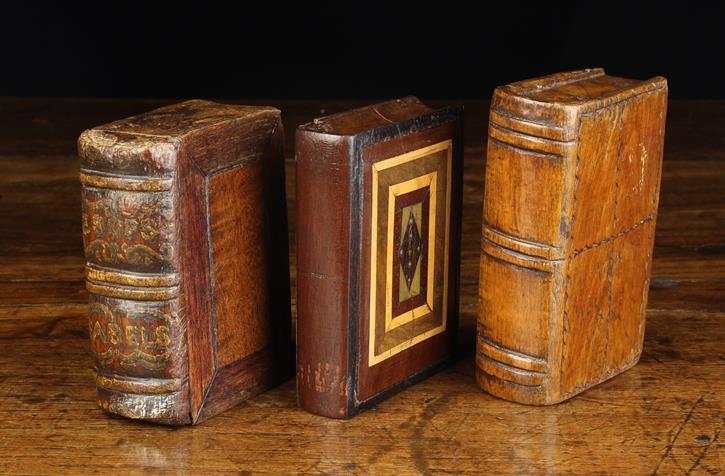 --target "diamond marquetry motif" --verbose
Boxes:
[399,210,422,290]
